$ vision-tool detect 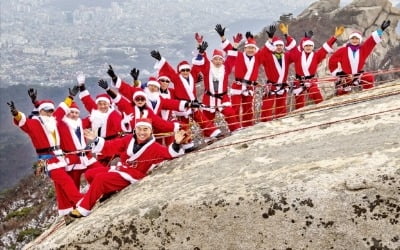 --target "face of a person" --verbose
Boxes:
[275,44,284,53]
[134,95,146,107]
[349,36,360,46]
[135,125,152,141]
[148,84,159,93]
[211,57,224,68]
[244,46,257,56]
[67,110,80,120]
[303,45,314,53]
[179,68,191,77]
[158,78,170,90]
[39,109,54,117]
[96,101,109,113]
